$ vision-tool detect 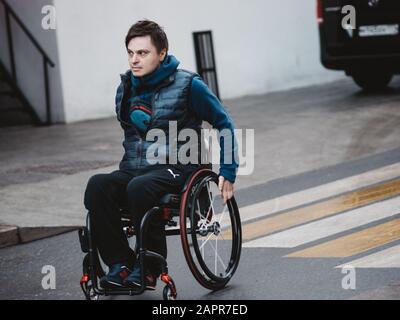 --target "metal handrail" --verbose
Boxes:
[1,0,55,125]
